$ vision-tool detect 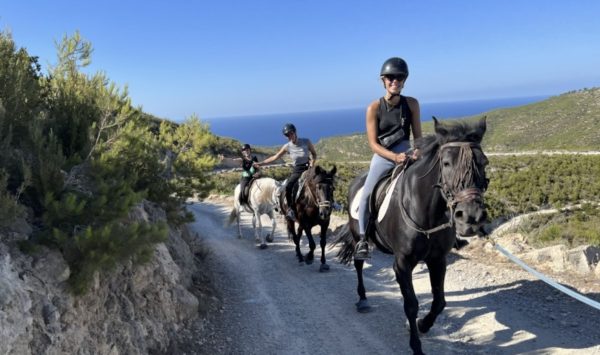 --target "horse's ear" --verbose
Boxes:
[433,116,449,136]
[478,116,487,134]
[314,165,323,174]
[330,165,337,176]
